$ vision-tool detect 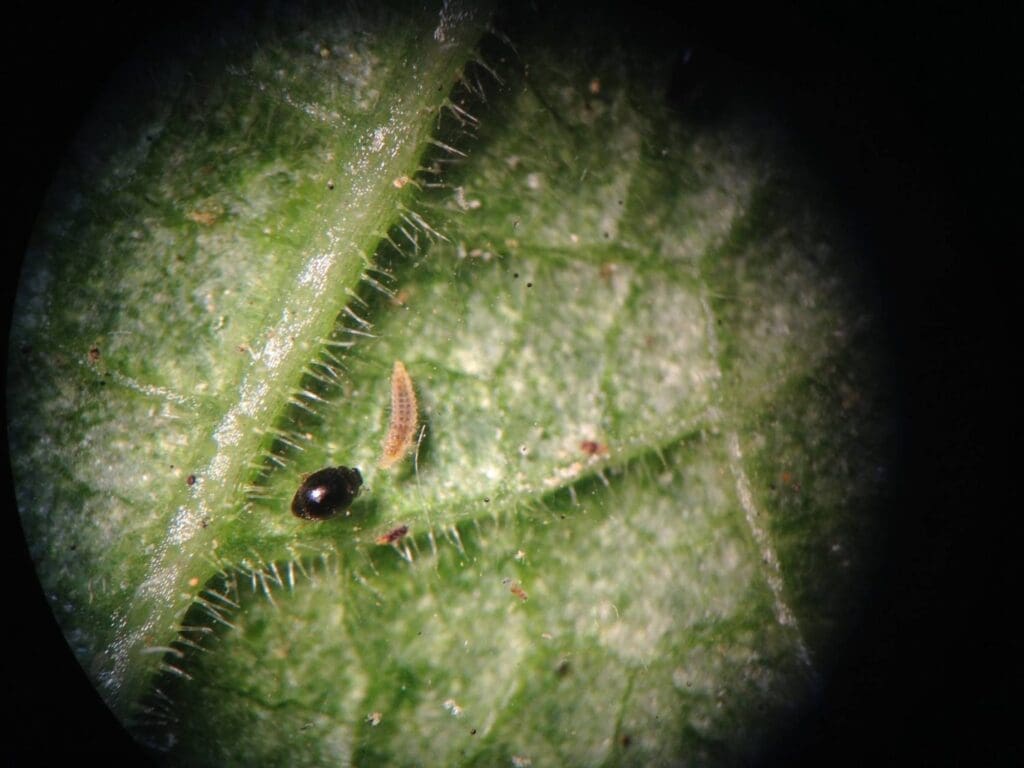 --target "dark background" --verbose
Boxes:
[2,1,1008,765]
